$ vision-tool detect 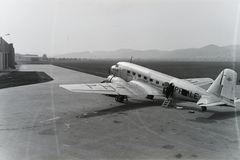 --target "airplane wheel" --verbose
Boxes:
[201,106,207,112]
[115,95,124,103]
